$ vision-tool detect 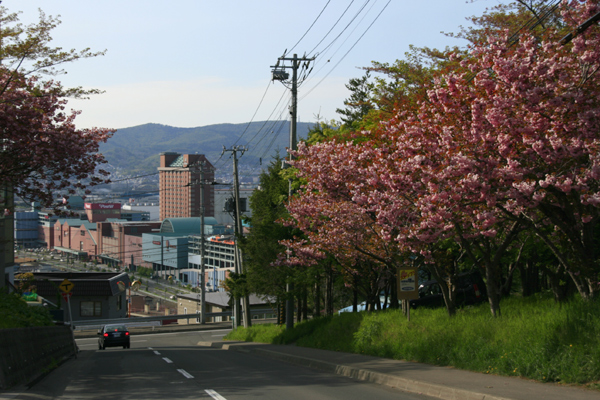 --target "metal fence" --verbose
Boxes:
[71,309,276,330]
